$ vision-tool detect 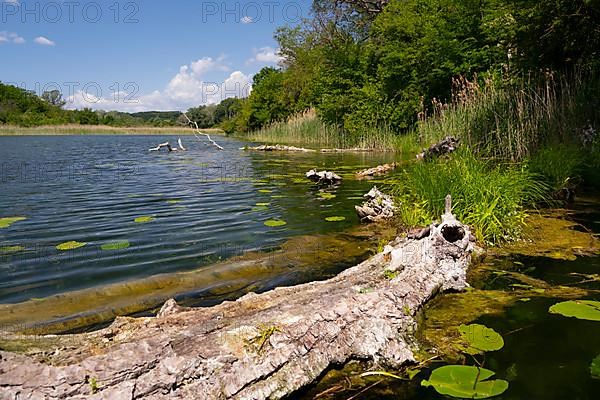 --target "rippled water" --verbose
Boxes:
[0,135,396,305]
